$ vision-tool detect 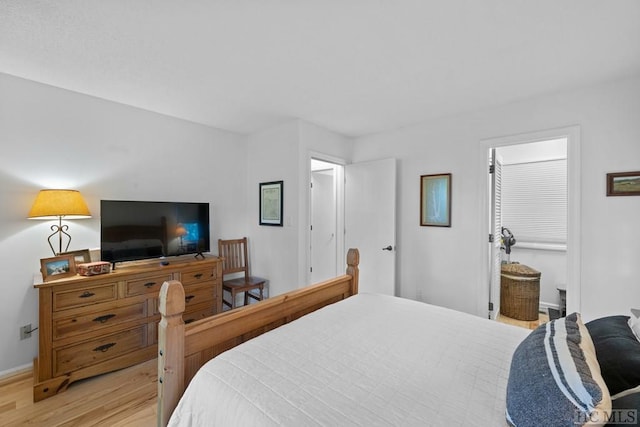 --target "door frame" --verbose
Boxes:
[477,125,581,317]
